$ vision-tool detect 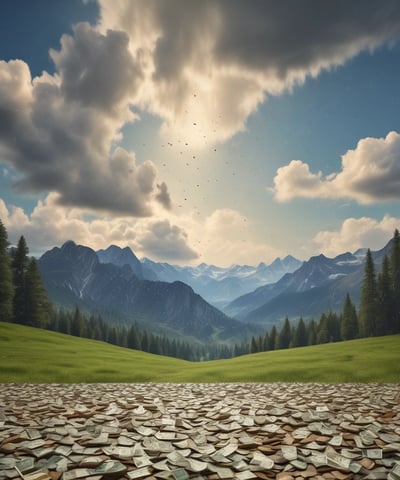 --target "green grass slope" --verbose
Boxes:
[0,322,399,383]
